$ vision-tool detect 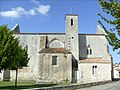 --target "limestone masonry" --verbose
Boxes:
[0,14,112,83]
